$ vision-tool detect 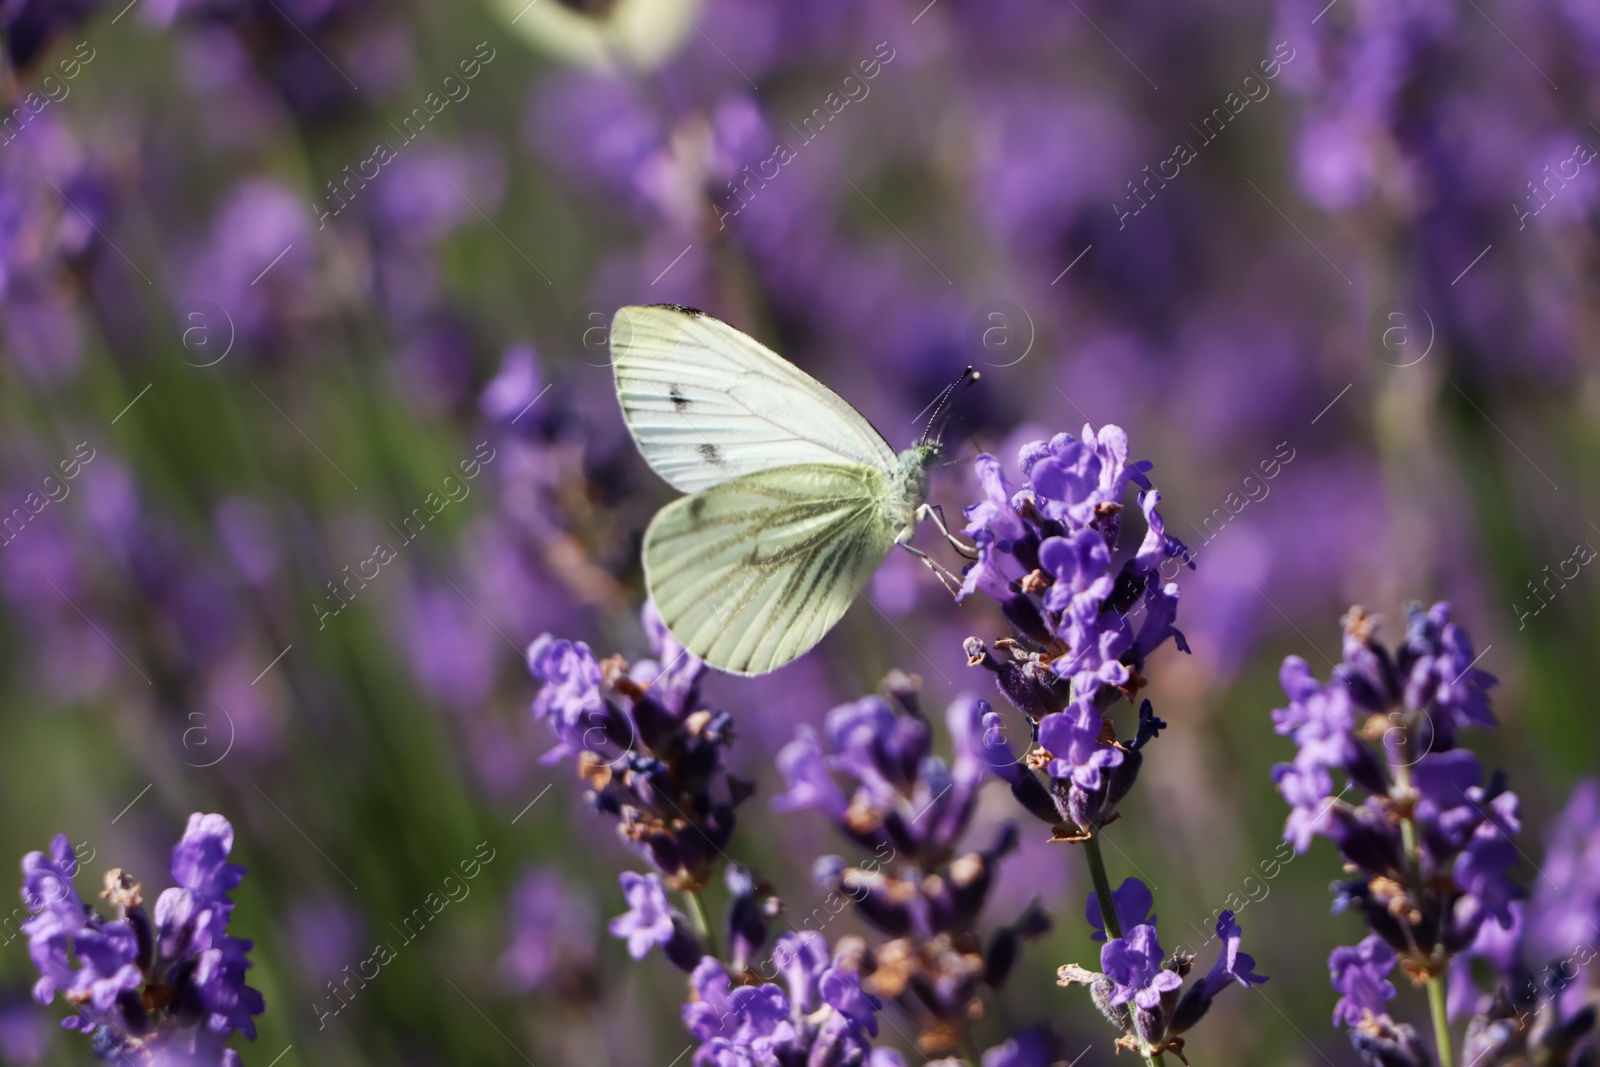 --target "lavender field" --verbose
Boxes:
[1,1,1598,1065]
